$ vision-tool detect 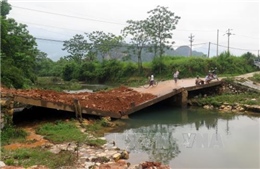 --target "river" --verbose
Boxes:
[105,103,260,168]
